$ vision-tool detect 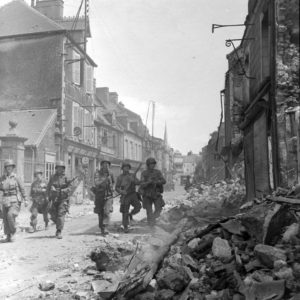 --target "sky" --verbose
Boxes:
[1,0,248,154]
